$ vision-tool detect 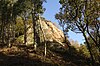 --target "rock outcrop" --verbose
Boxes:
[17,18,66,46]
[40,19,65,42]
